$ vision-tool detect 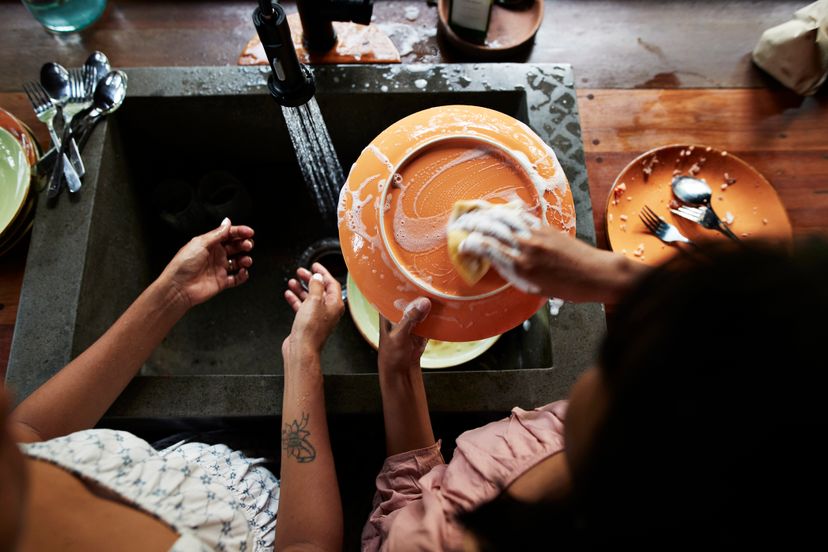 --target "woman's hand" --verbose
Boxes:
[10,219,255,442]
[455,209,647,303]
[283,263,344,360]
[377,297,436,456]
[159,218,255,308]
[378,297,431,375]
